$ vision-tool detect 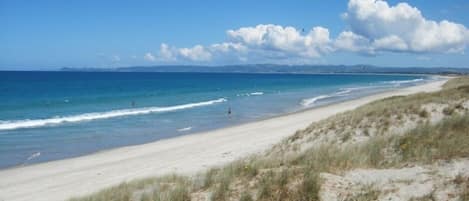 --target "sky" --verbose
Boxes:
[1,0,469,70]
